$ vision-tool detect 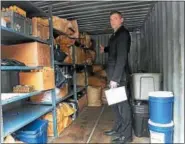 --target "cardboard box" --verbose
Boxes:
[1,42,51,67]
[59,84,69,98]
[32,17,49,40]
[32,17,42,38]
[41,26,49,40]
[19,68,55,91]
[78,94,88,112]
